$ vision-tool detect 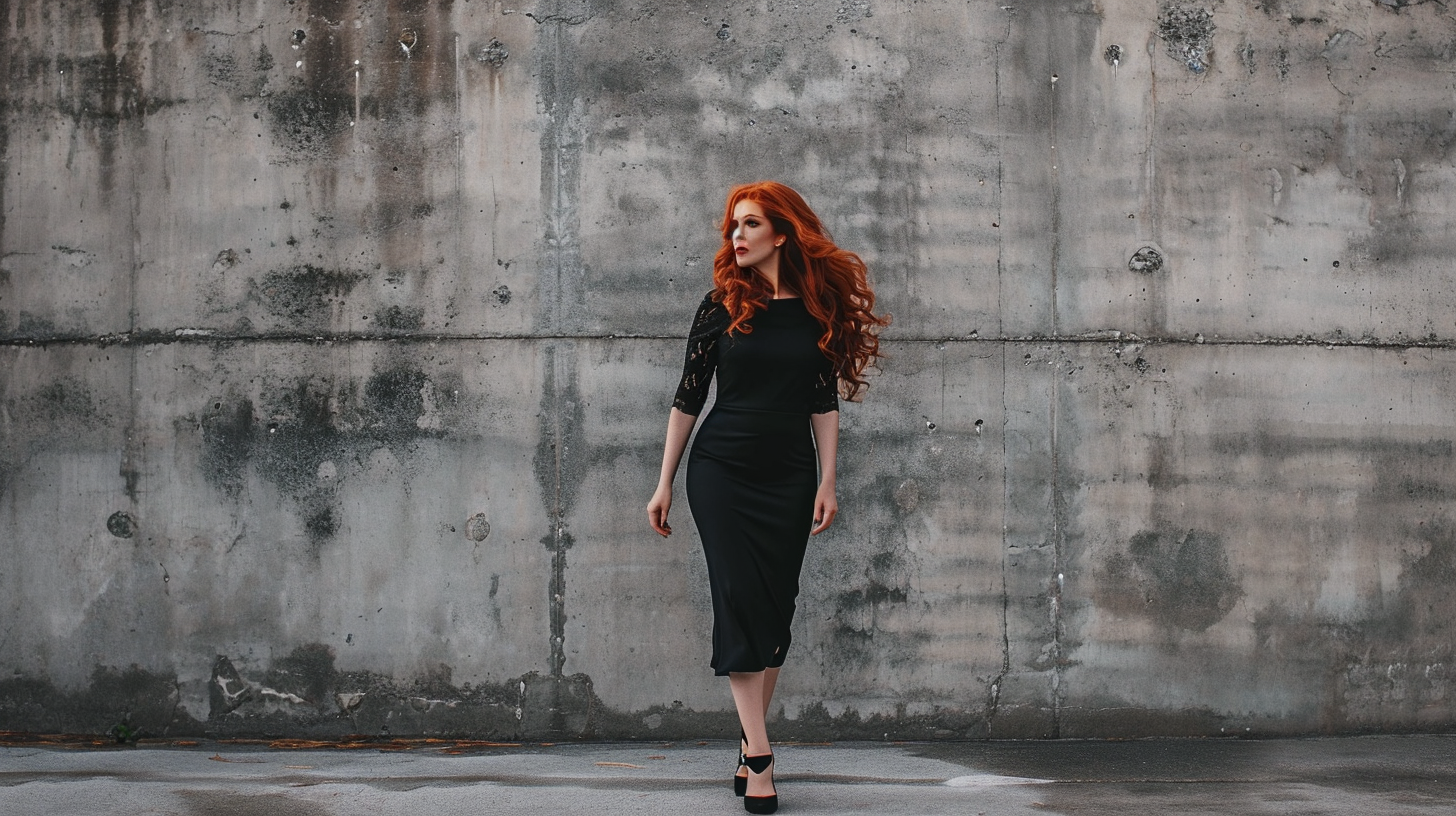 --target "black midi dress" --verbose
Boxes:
[673,292,840,676]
